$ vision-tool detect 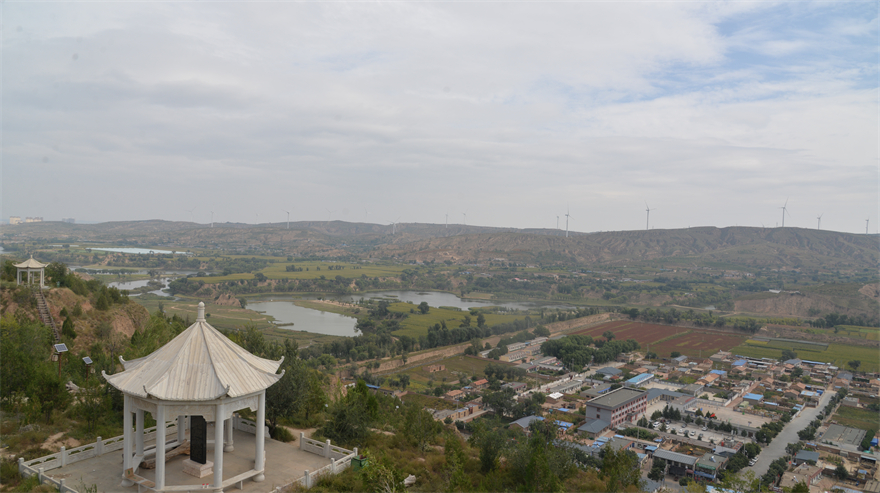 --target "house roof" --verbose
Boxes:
[795,450,820,463]
[577,418,610,434]
[104,303,283,401]
[652,449,698,466]
[596,367,623,376]
[510,415,544,429]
